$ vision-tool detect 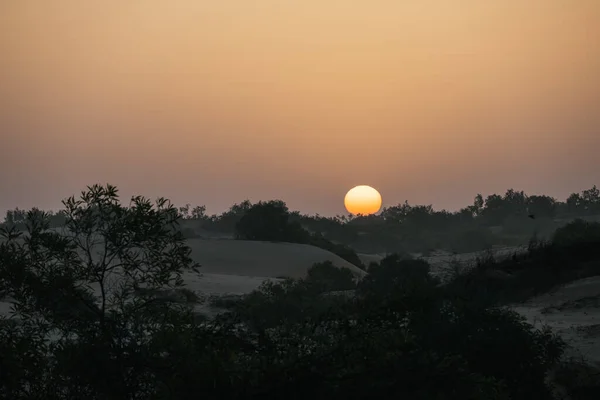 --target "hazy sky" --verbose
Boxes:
[1,0,599,216]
